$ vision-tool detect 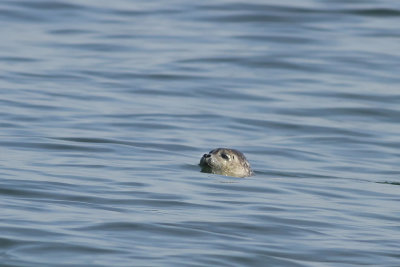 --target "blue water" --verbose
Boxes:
[1,0,400,266]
